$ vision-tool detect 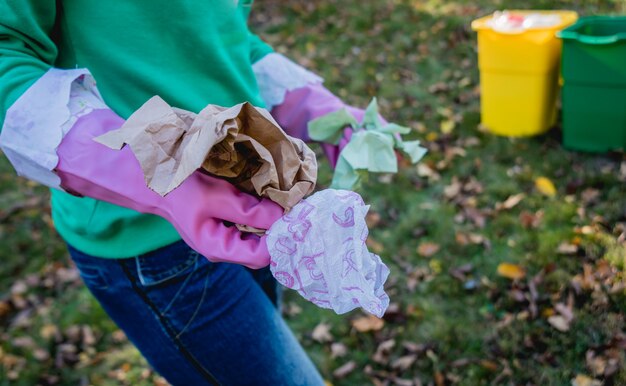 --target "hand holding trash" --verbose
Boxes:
[267,189,390,317]
[56,109,284,269]
[270,82,382,169]
[308,98,427,189]
[95,97,394,316]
